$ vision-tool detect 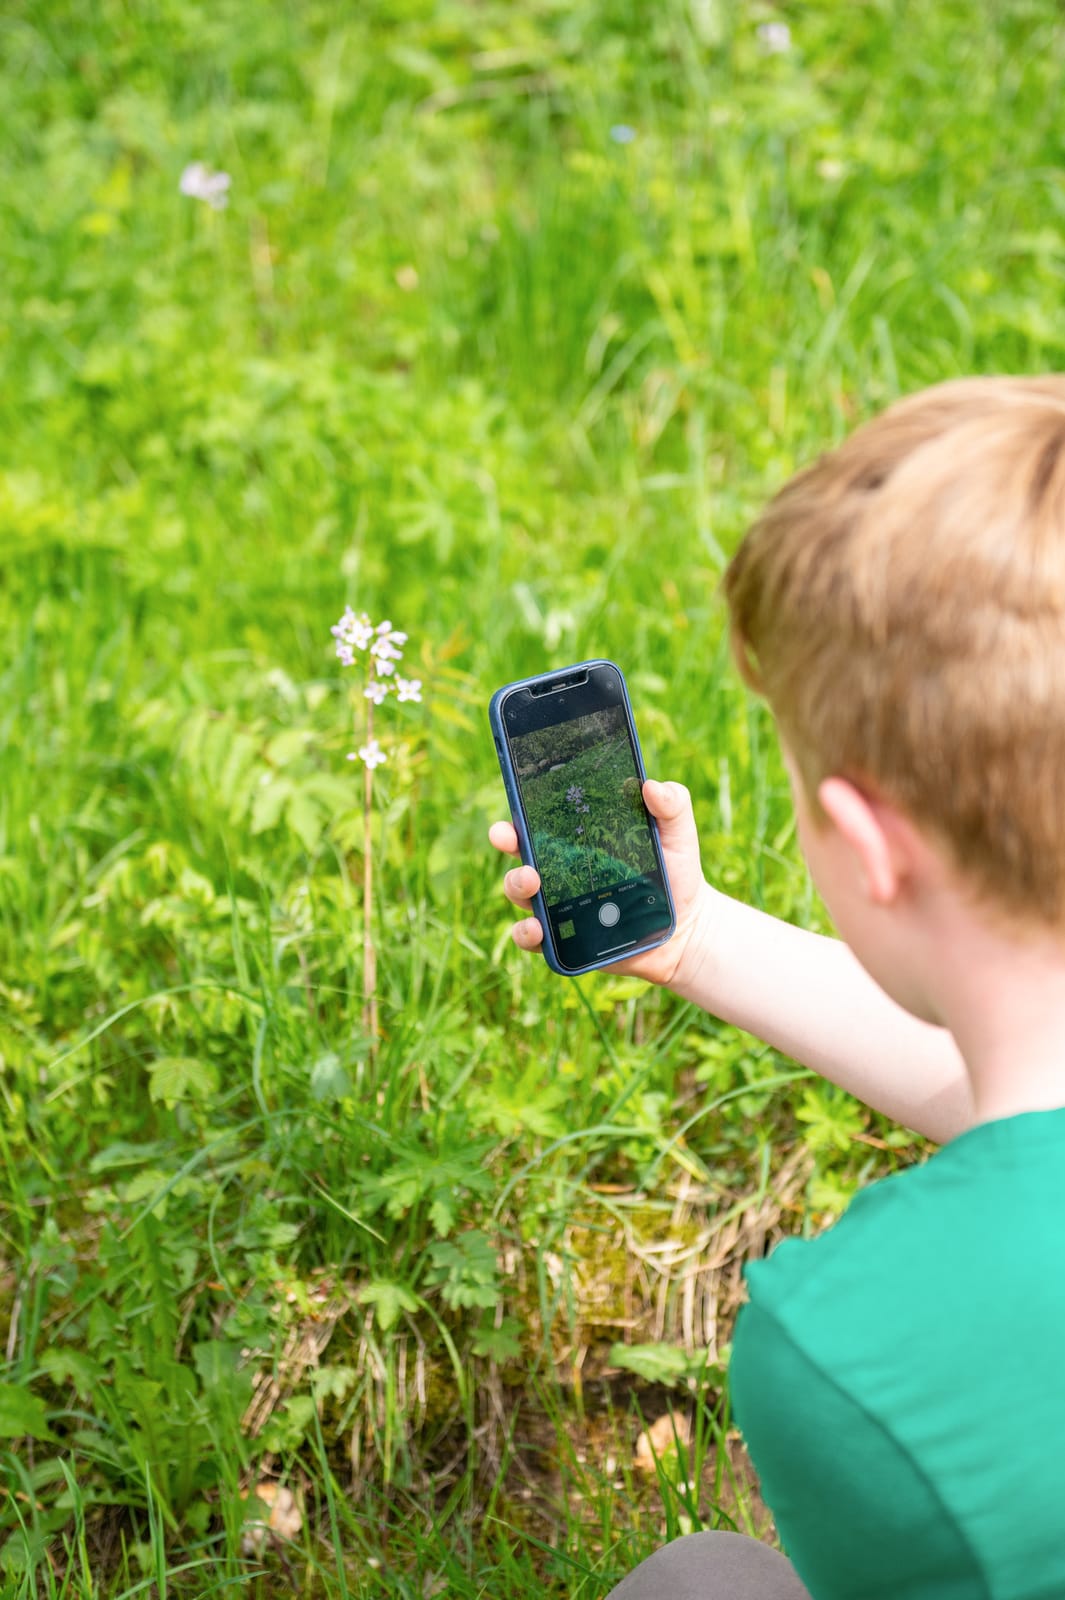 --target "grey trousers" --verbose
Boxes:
[604,1531,811,1598]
